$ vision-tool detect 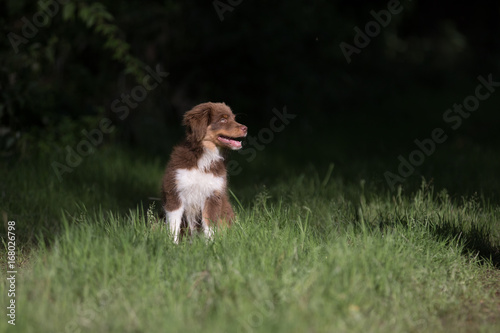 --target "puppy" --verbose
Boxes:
[161,102,247,243]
